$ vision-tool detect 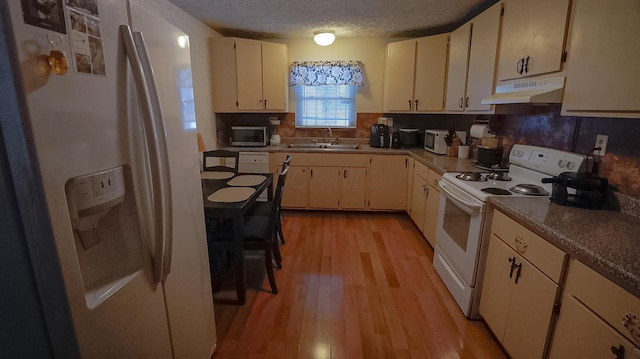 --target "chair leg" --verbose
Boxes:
[272,233,282,269]
[278,213,286,244]
[264,244,278,294]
